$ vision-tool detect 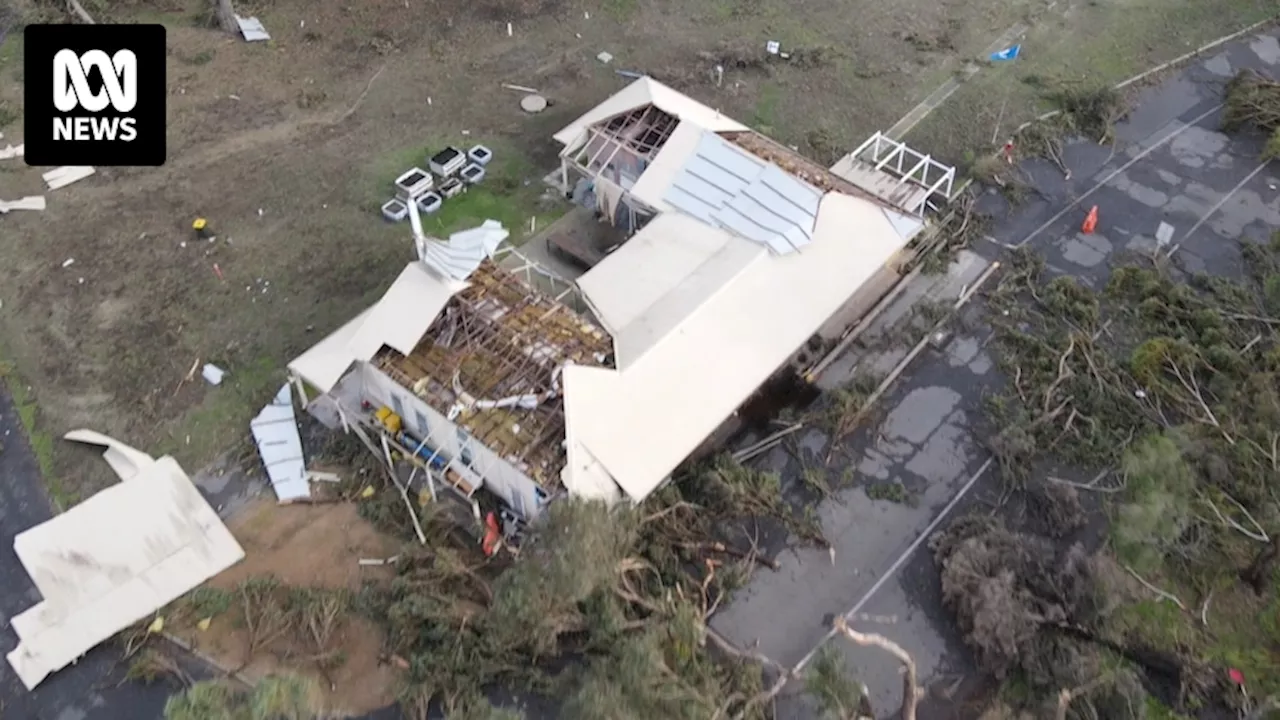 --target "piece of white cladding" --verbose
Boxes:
[381,198,409,222]
[202,364,227,386]
[416,192,443,214]
[394,168,434,200]
[428,147,466,177]
[460,164,486,185]
[468,145,493,166]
